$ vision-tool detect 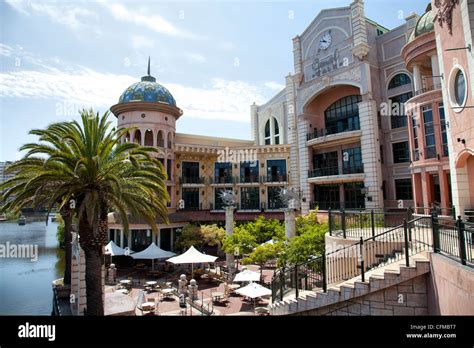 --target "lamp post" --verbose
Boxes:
[219,190,237,278]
